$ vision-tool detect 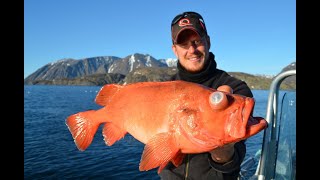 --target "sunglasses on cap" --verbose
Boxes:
[171,11,205,26]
